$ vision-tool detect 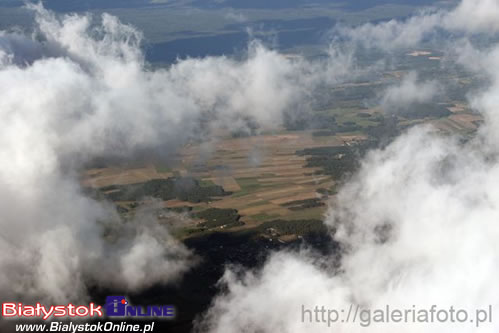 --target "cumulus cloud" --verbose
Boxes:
[224,9,247,23]
[338,10,443,50]
[0,4,356,305]
[444,0,499,33]
[339,0,499,51]
[381,72,441,112]
[197,1,499,332]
